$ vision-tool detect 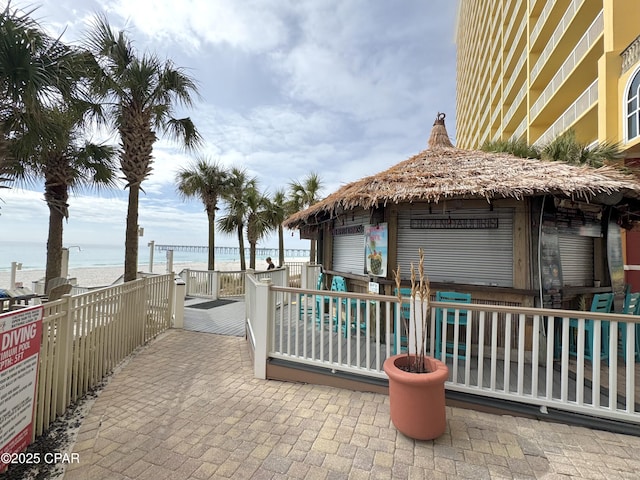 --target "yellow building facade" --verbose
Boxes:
[456,0,640,290]
[455,0,640,155]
